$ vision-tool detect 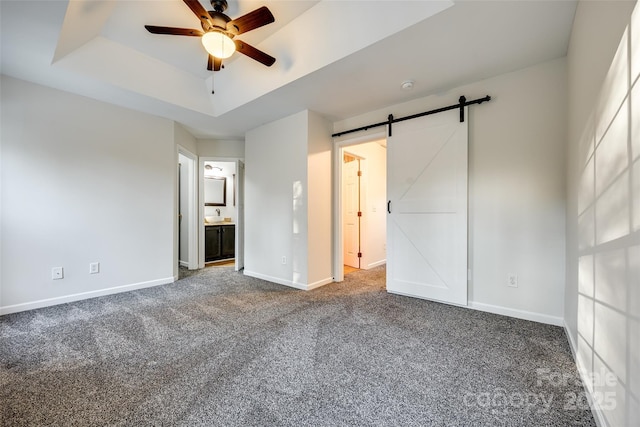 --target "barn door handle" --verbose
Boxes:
[387,200,391,213]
